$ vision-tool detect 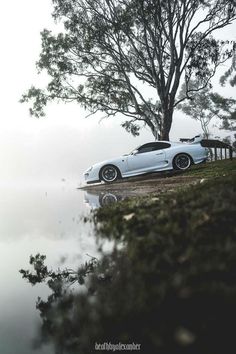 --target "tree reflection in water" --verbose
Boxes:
[20,252,138,354]
[20,253,100,353]
[20,243,236,354]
